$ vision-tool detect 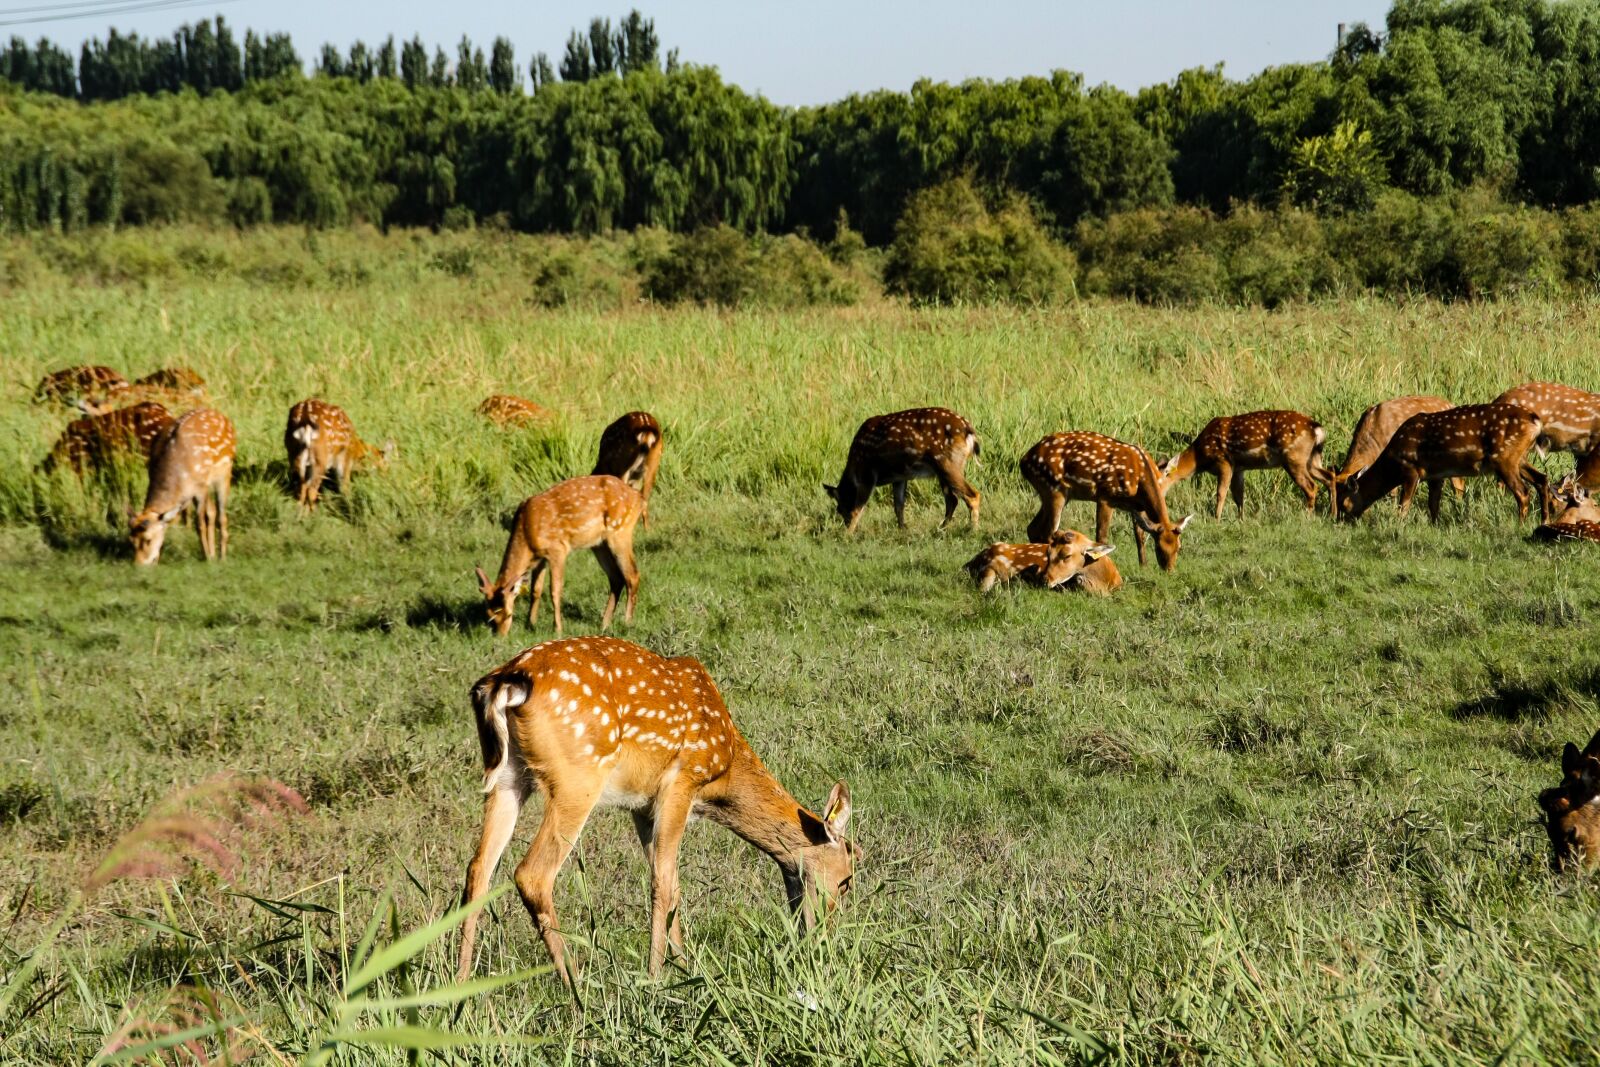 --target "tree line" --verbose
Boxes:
[4,0,1600,246]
